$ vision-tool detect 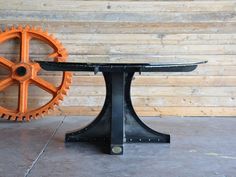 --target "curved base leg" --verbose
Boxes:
[65,73,112,143]
[65,72,170,155]
[124,72,170,143]
[125,106,170,143]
